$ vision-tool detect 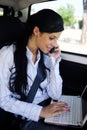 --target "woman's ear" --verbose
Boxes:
[33,26,40,36]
